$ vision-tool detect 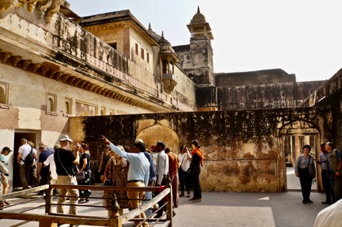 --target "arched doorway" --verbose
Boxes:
[278,120,320,190]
